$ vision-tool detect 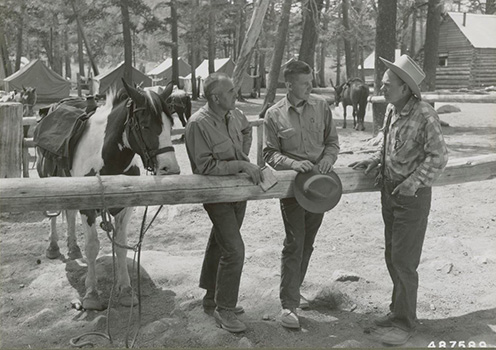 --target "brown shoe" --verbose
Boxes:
[202,294,244,314]
[214,308,247,333]
[280,308,300,329]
